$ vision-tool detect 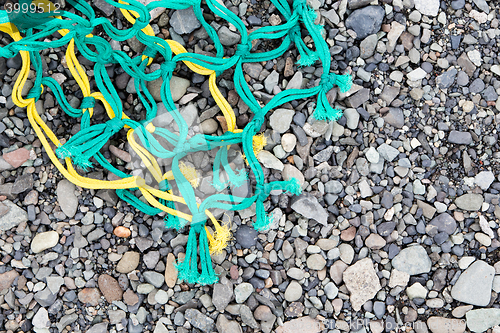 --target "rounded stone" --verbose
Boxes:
[31,231,59,253]
[306,254,326,271]
[116,252,140,273]
[281,133,297,152]
[284,281,302,302]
